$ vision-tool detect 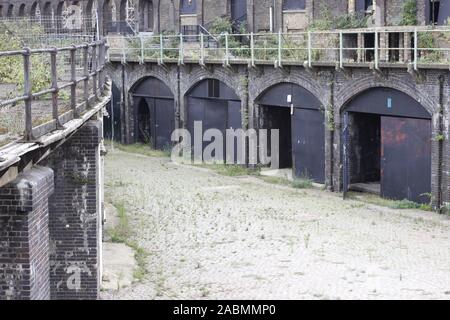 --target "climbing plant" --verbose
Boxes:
[400,0,418,26]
